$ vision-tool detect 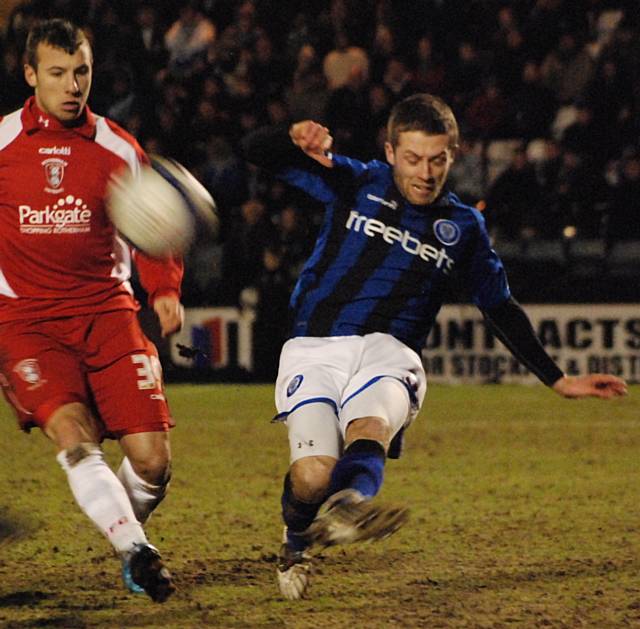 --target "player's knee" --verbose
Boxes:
[130,452,171,486]
[290,455,336,503]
